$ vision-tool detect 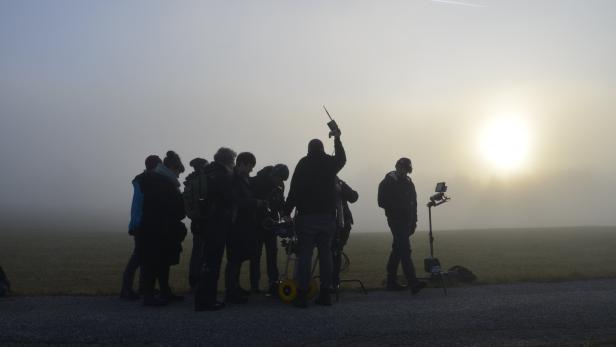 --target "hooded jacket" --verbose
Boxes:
[285,137,346,216]
[377,171,417,223]
[137,164,186,265]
